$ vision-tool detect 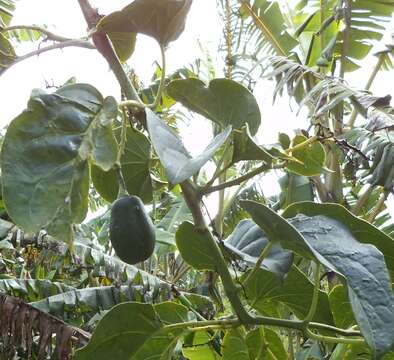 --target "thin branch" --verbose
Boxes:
[201,164,273,195]
[302,263,321,324]
[150,43,167,109]
[77,0,142,103]
[1,25,73,42]
[3,39,95,73]
[242,242,273,287]
[368,190,389,223]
